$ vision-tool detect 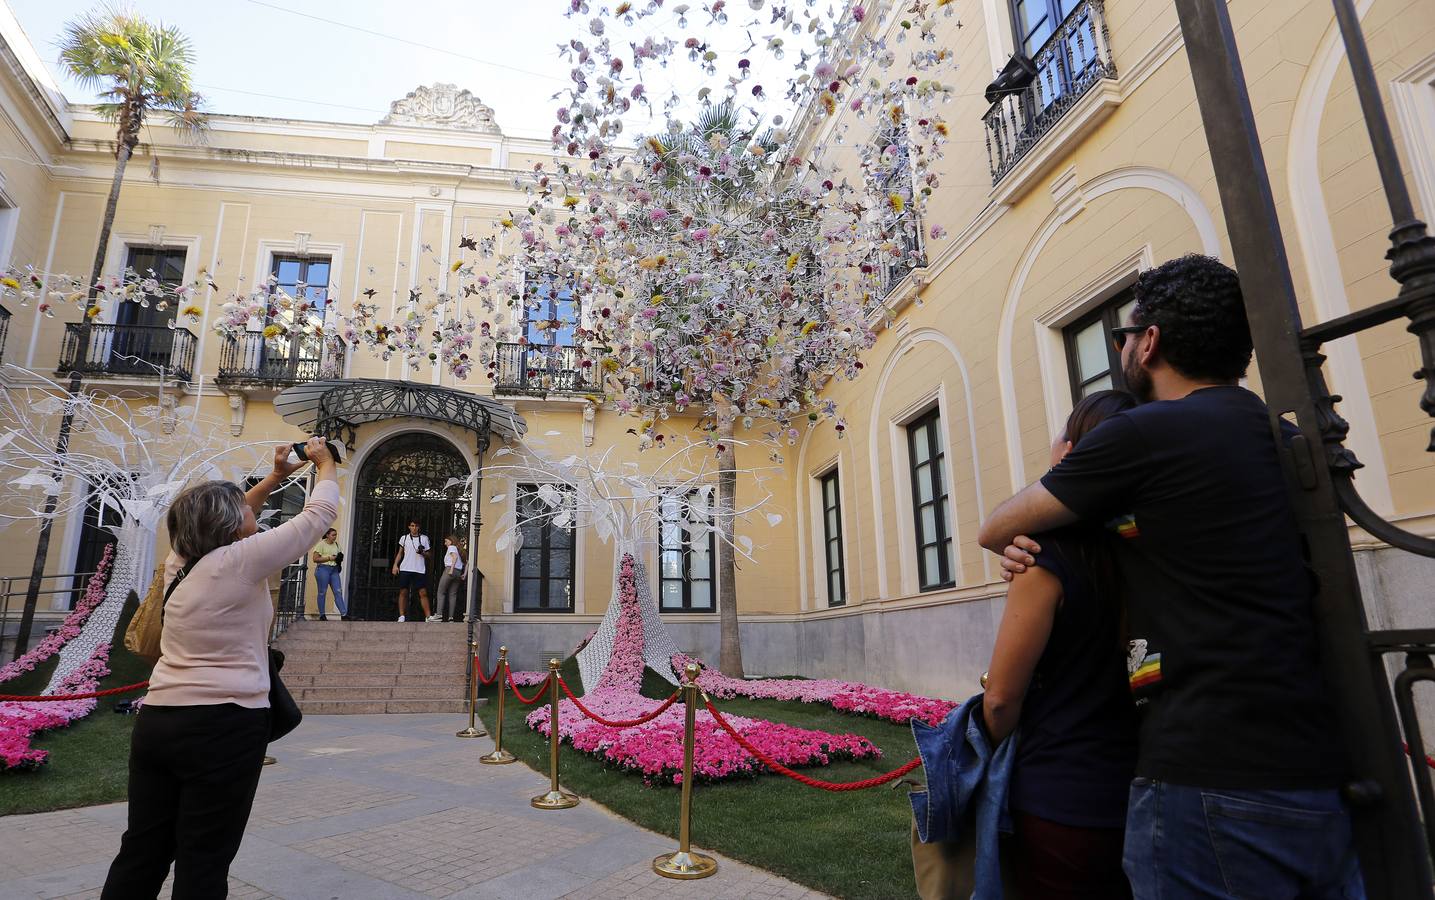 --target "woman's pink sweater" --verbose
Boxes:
[146,479,339,708]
